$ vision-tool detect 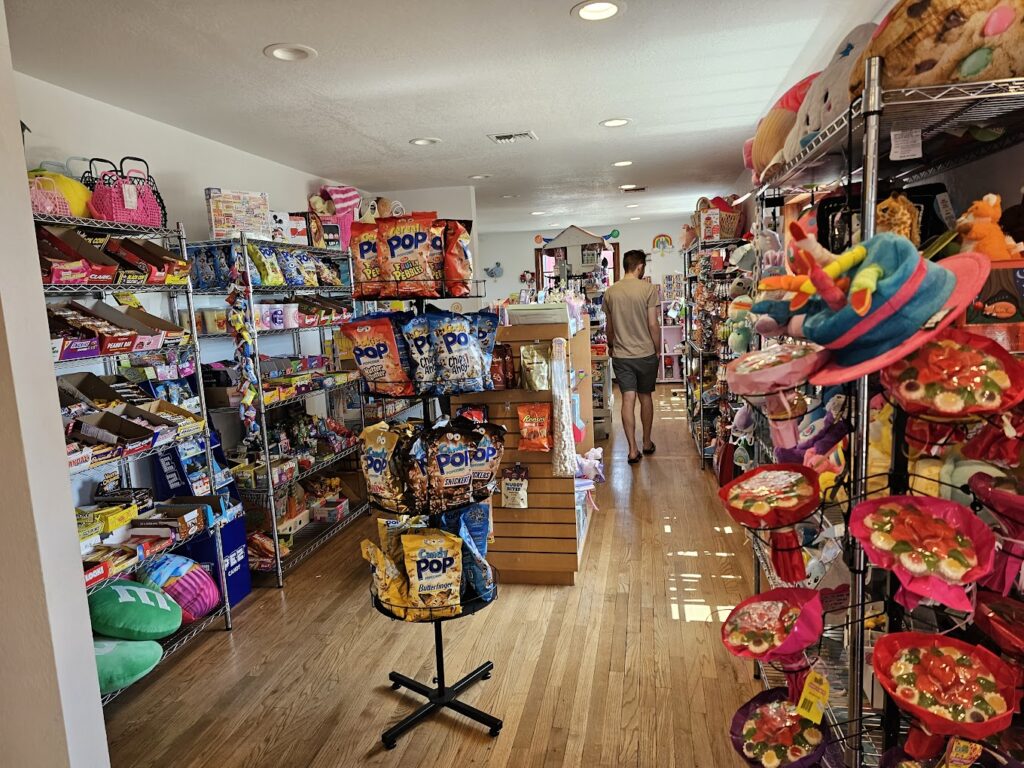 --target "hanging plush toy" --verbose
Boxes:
[726,277,754,355]
[957,194,1024,261]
